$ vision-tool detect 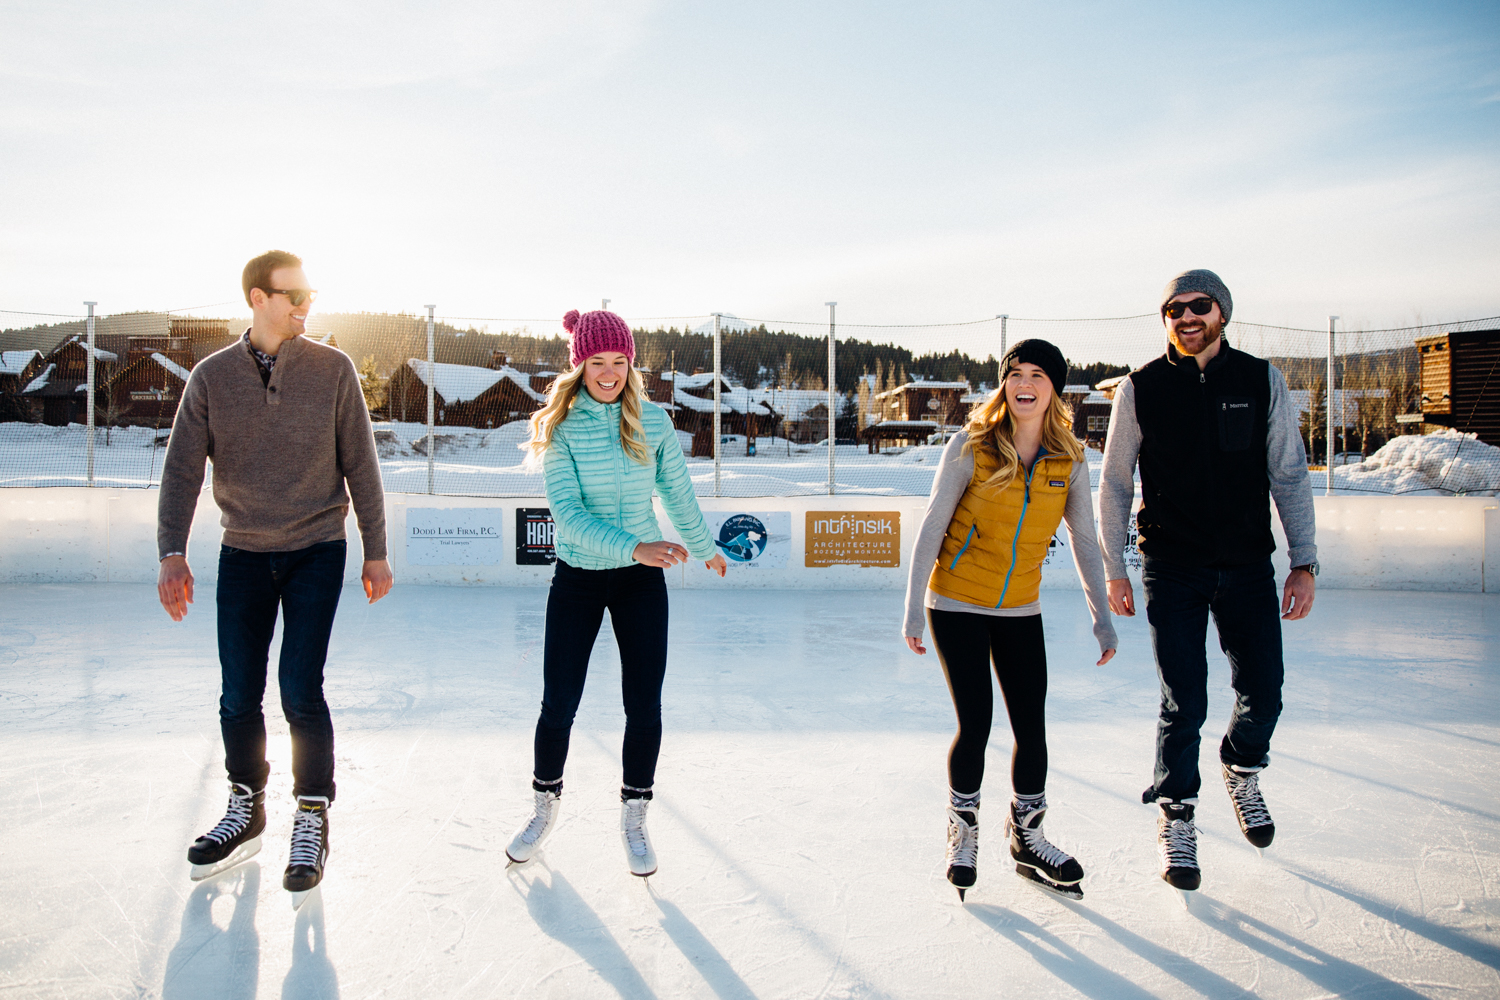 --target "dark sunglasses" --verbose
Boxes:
[1163,297,1215,320]
[265,287,318,307]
